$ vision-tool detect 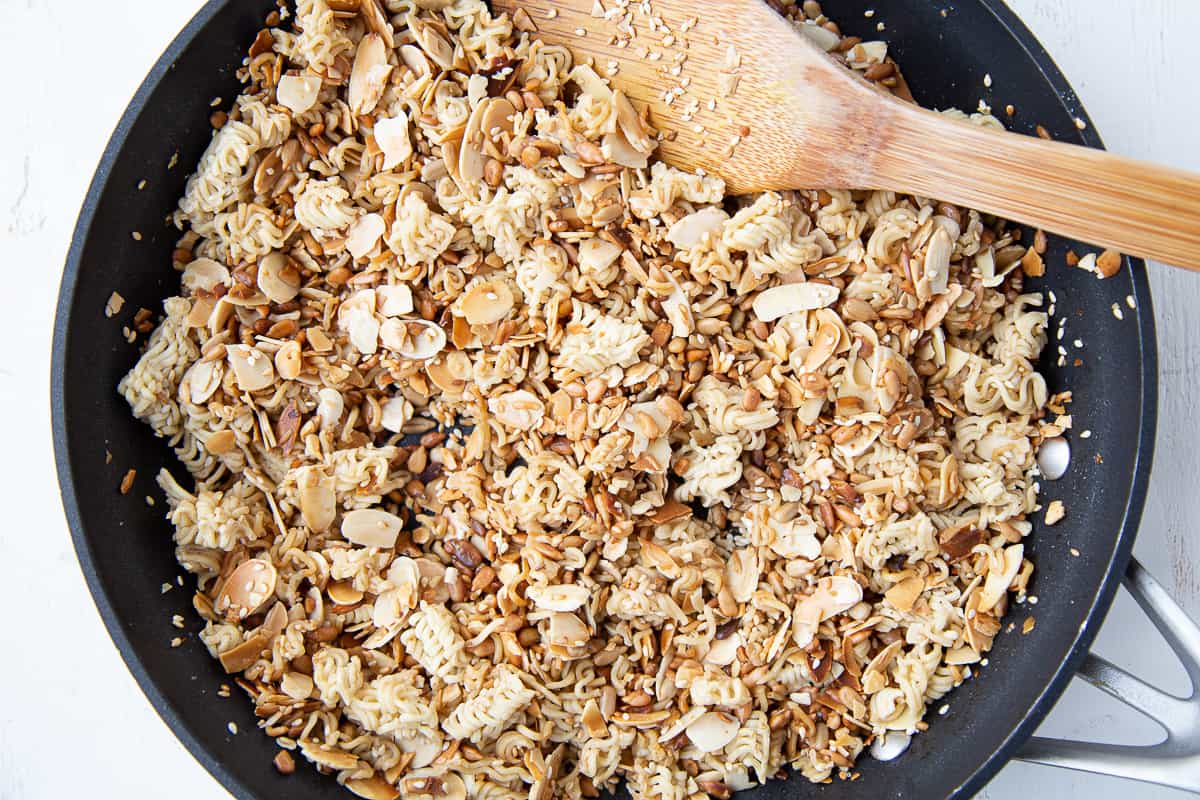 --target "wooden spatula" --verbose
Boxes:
[494,0,1200,270]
